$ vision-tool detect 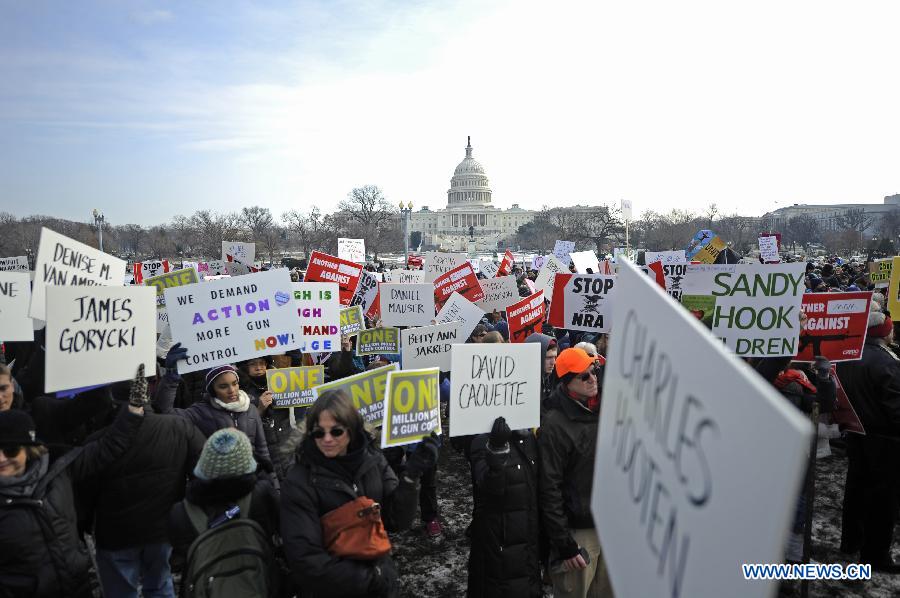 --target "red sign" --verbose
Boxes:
[507,291,546,343]
[133,259,170,284]
[433,262,484,311]
[407,254,423,268]
[305,251,364,305]
[497,250,515,277]
[832,369,865,434]
[796,291,872,362]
